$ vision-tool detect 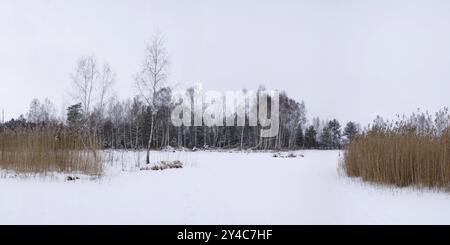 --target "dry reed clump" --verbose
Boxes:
[343,125,450,189]
[0,127,102,176]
